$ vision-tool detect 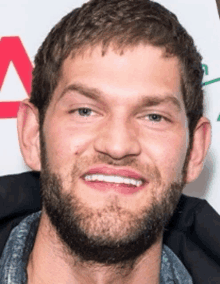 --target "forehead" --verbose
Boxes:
[53,44,184,110]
